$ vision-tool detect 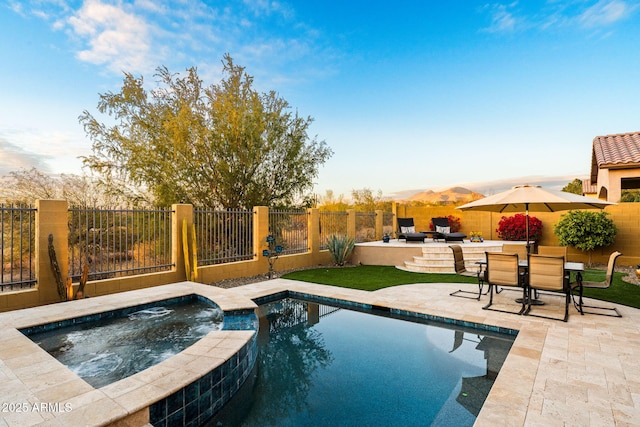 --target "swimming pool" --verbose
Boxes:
[208,297,516,426]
